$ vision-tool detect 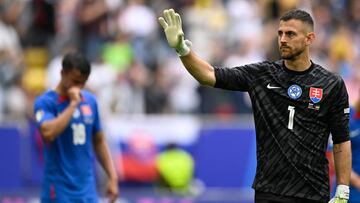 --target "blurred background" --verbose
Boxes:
[0,0,359,202]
